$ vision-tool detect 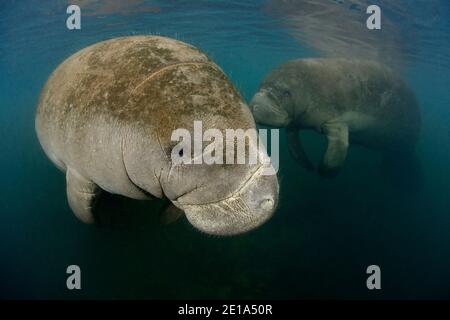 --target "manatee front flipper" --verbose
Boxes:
[286,125,314,171]
[318,121,349,178]
[66,168,101,224]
